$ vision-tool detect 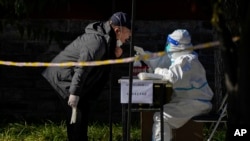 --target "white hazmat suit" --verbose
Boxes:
[152,29,214,141]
